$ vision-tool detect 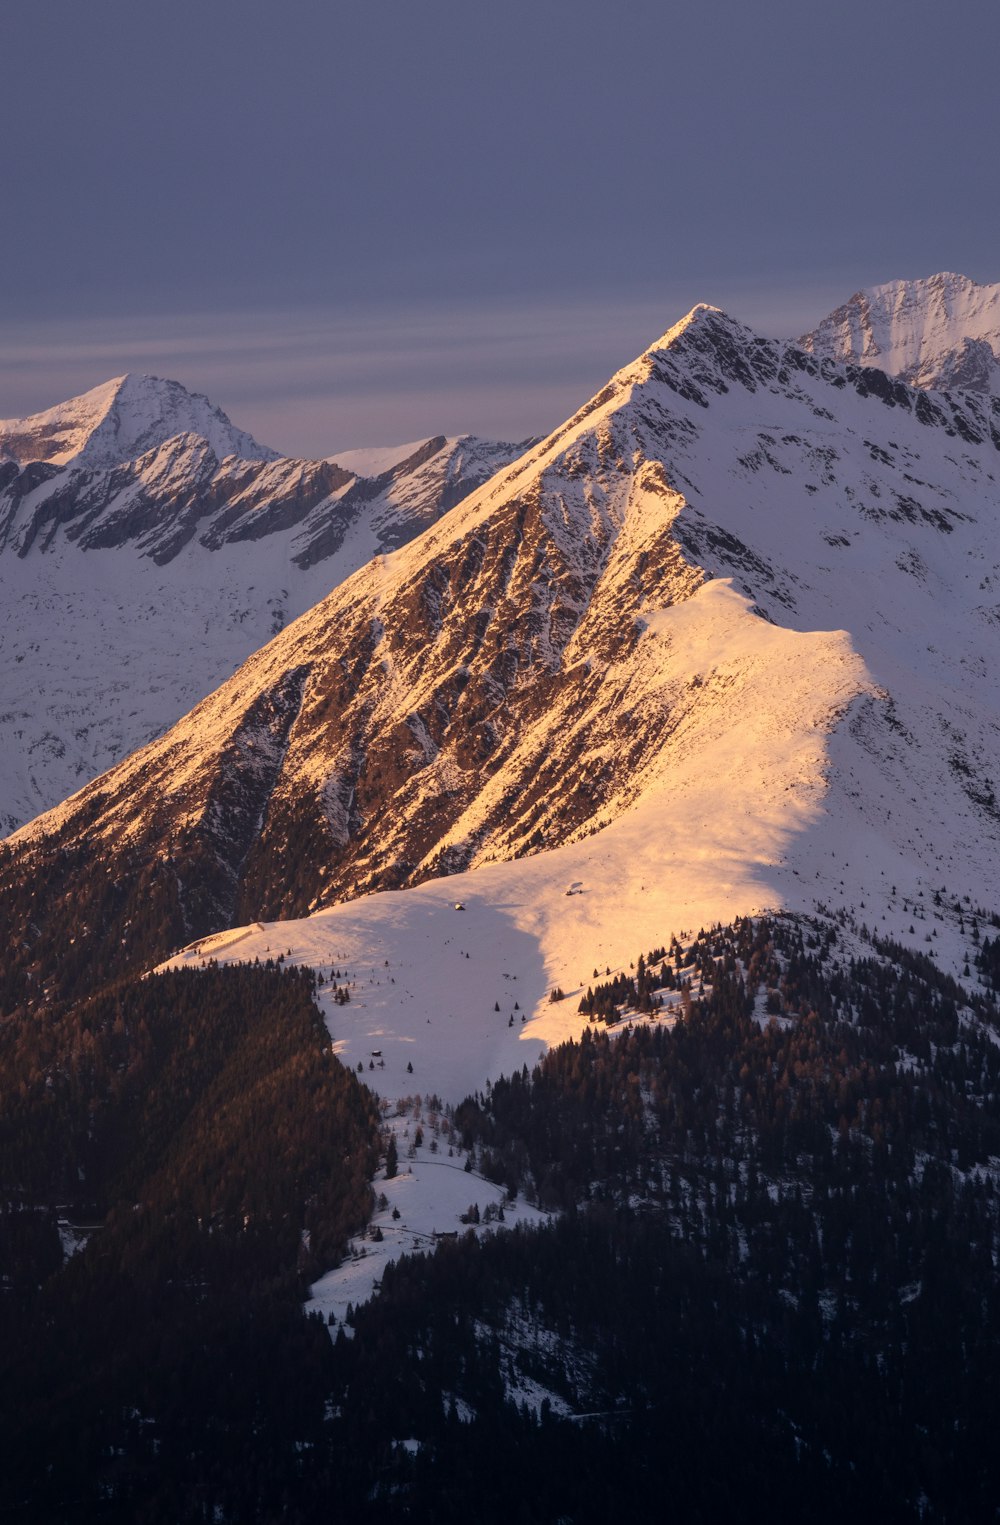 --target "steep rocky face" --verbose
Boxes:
[800,272,1000,393]
[0,662,312,1014]
[0,427,534,832]
[235,444,706,916]
[6,302,1000,1020]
